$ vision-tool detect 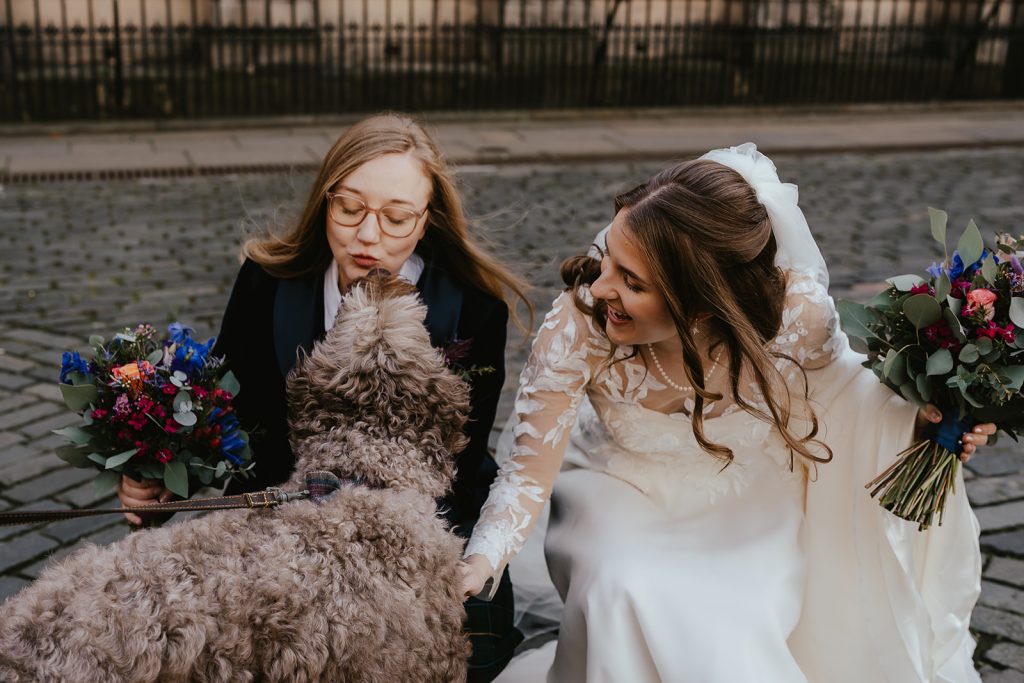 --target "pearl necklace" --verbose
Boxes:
[646,342,723,393]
